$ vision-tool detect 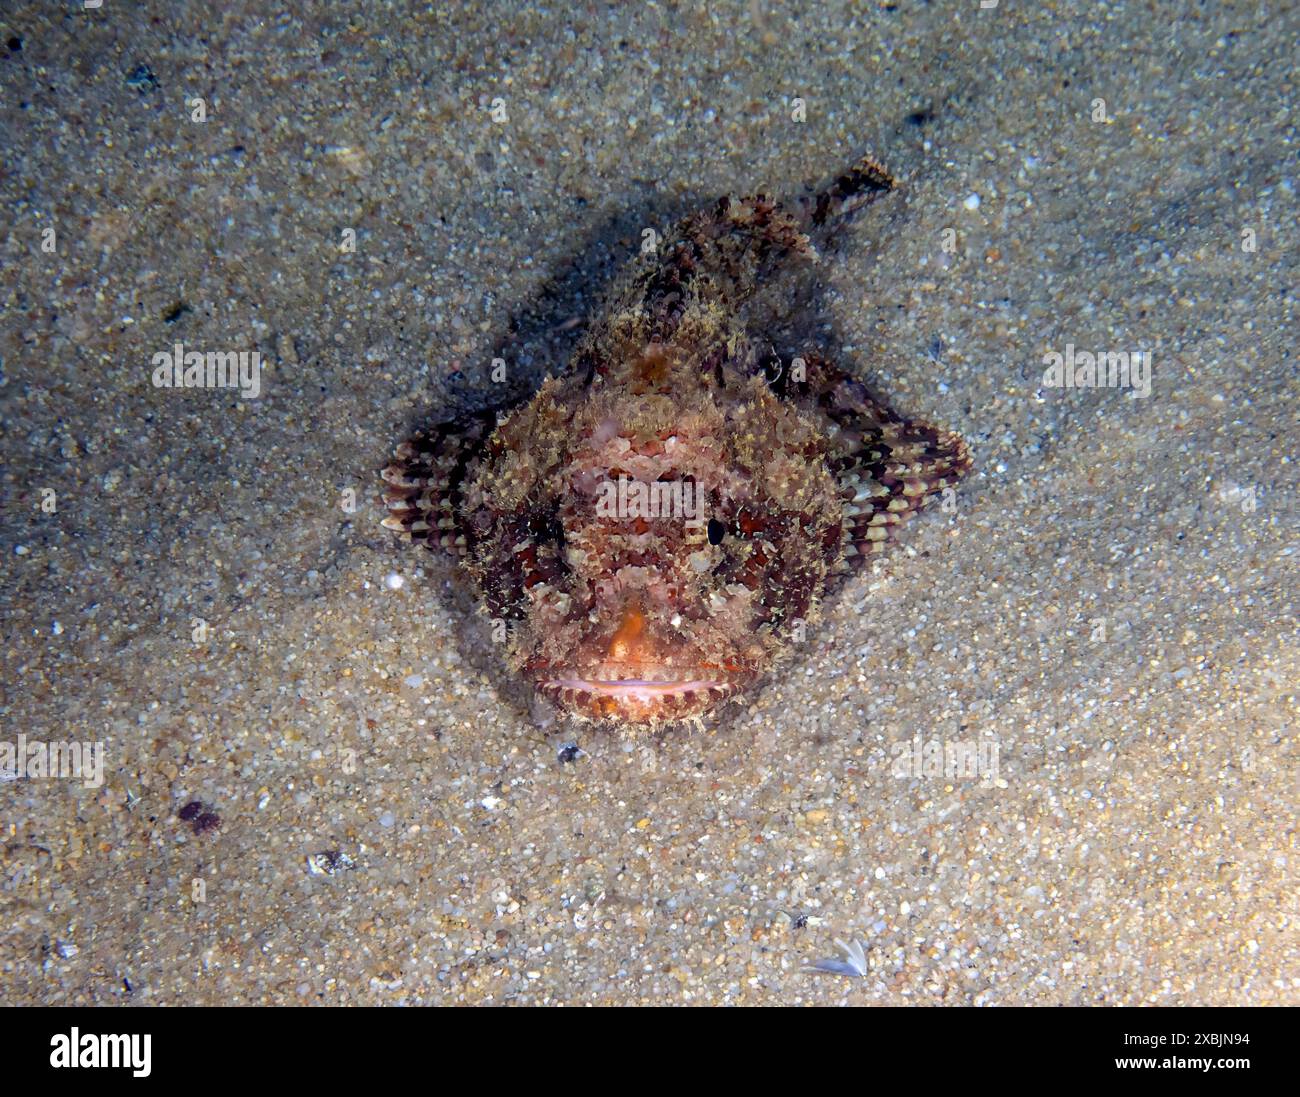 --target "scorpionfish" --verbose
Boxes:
[382,154,971,725]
